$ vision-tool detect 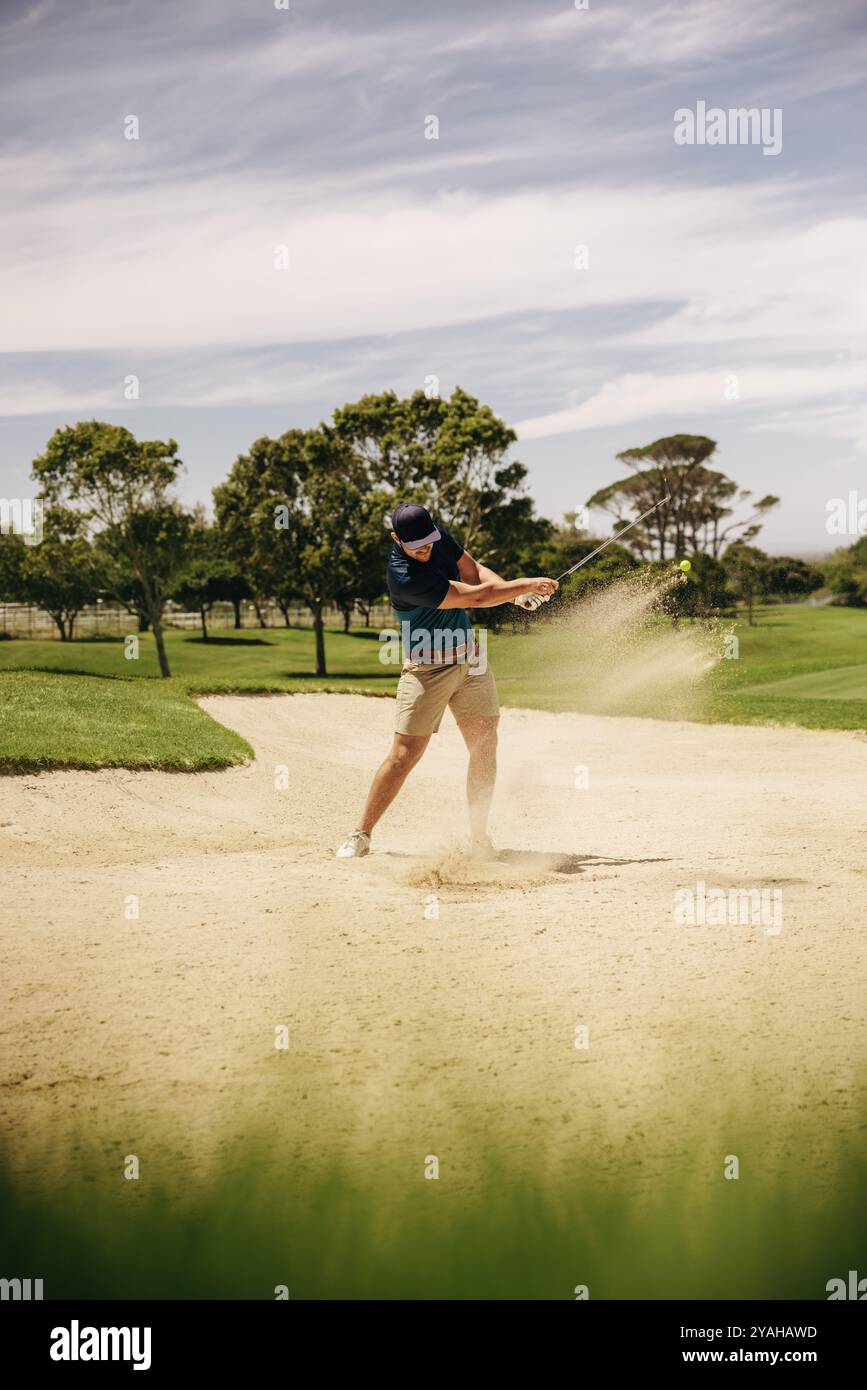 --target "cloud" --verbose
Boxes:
[2,0,867,521]
[750,400,867,454]
[534,0,808,68]
[515,364,867,441]
[1,177,862,361]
